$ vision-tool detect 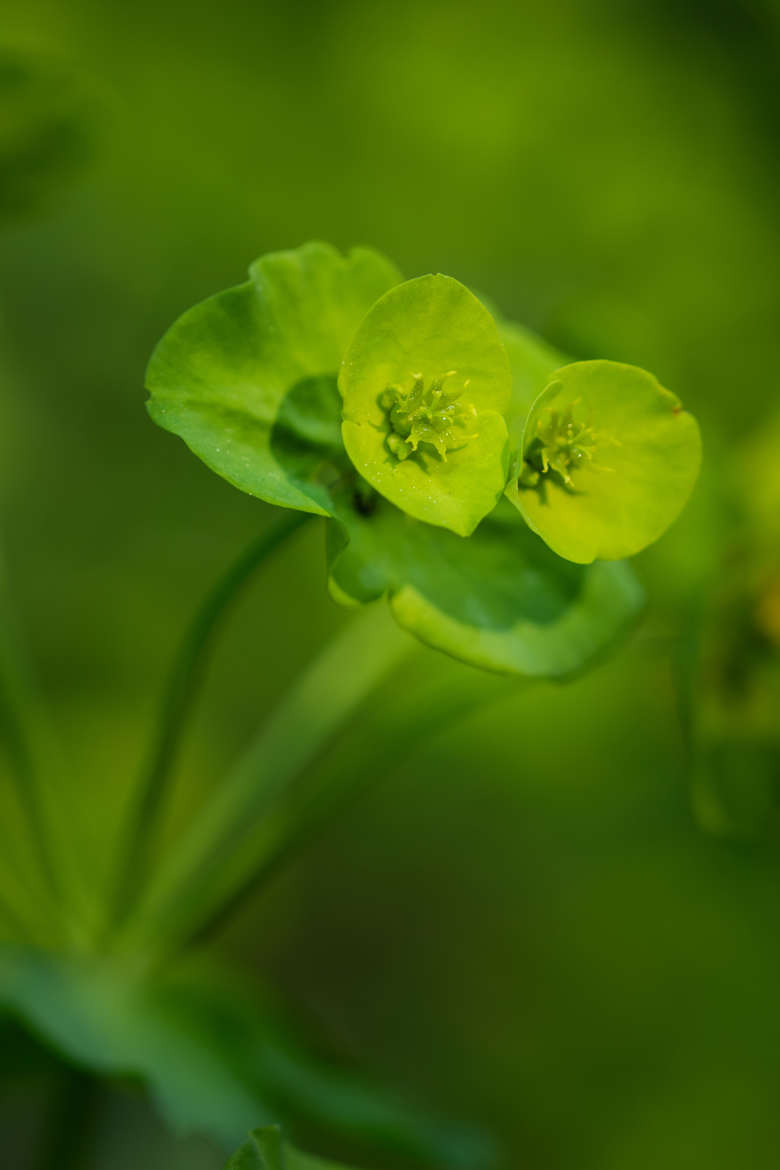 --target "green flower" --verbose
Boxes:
[504,360,702,563]
[146,241,703,676]
[340,274,511,537]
